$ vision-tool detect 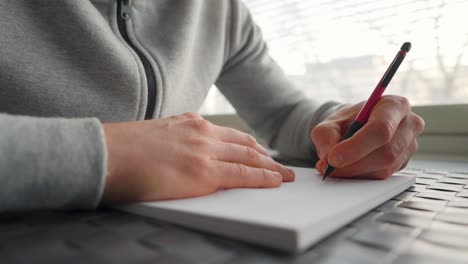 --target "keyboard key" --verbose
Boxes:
[68,231,159,263]
[89,215,162,240]
[456,190,468,198]
[88,211,144,227]
[398,201,445,212]
[415,191,455,201]
[436,212,468,225]
[375,200,399,211]
[287,250,320,264]
[438,177,468,185]
[377,212,432,228]
[2,232,101,264]
[423,170,448,175]
[443,206,468,214]
[420,230,468,249]
[399,169,422,175]
[429,221,468,236]
[407,185,427,193]
[315,240,388,264]
[393,254,467,264]
[141,229,236,264]
[415,178,436,186]
[47,222,101,241]
[428,183,464,192]
[350,223,415,250]
[393,191,416,201]
[409,196,449,205]
[314,226,358,251]
[446,173,468,179]
[387,207,436,218]
[137,253,192,264]
[398,240,468,262]
[417,173,445,180]
[448,198,468,208]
